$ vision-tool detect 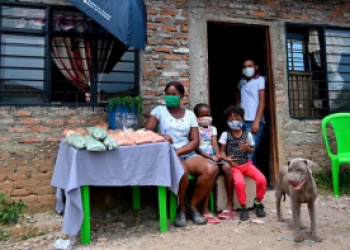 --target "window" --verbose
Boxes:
[0,2,139,106]
[286,25,350,119]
